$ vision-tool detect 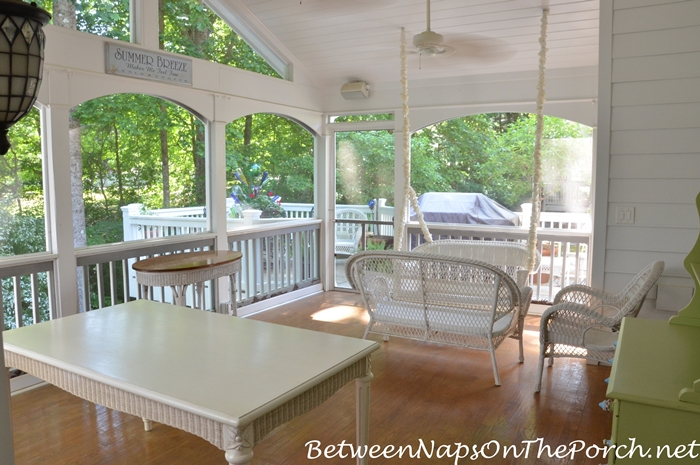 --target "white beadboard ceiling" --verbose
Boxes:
[233,0,599,90]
